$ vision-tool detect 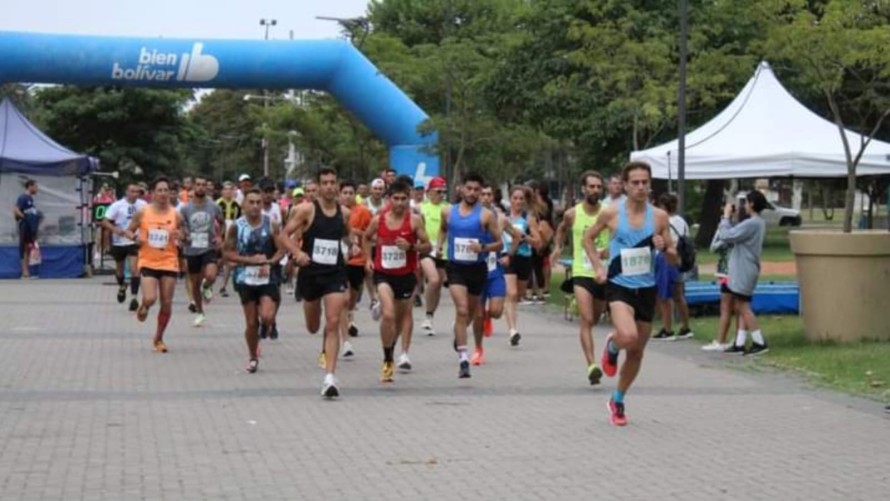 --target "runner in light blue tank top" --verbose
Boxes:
[608,202,656,289]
